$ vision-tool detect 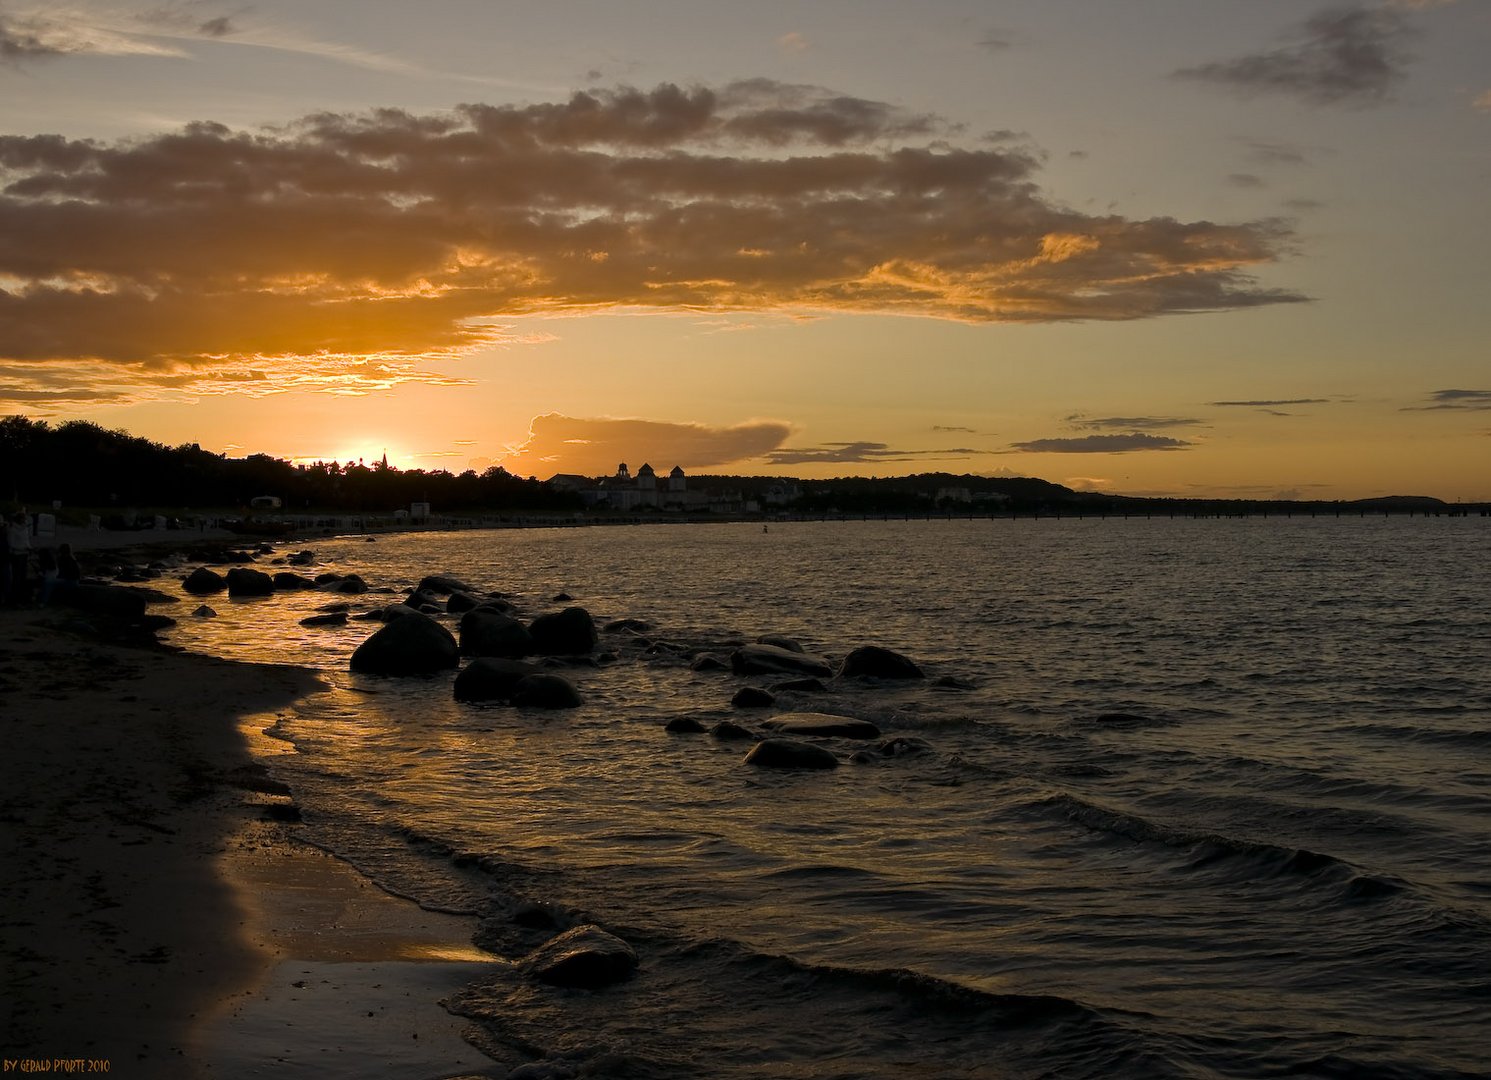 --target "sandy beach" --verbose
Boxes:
[0,538,504,1078]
